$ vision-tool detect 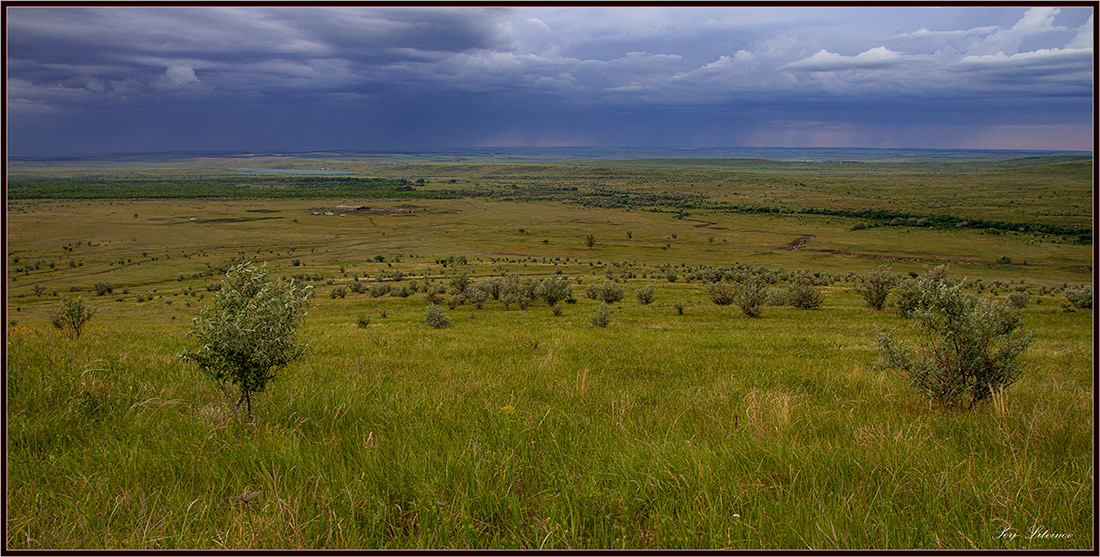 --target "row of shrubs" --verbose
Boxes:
[44,260,1087,417]
[854,265,1093,314]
